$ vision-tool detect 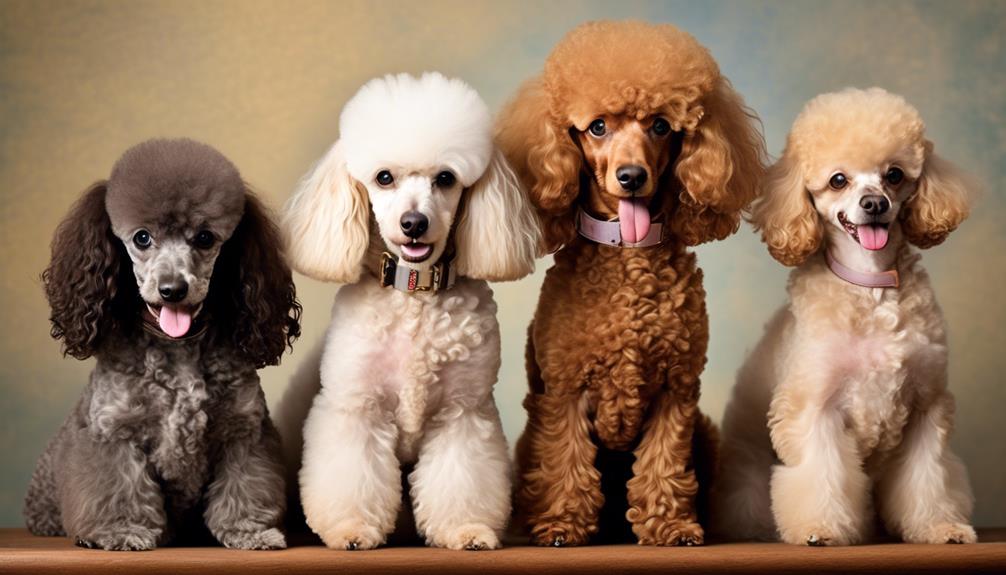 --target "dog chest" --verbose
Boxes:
[135,344,212,504]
